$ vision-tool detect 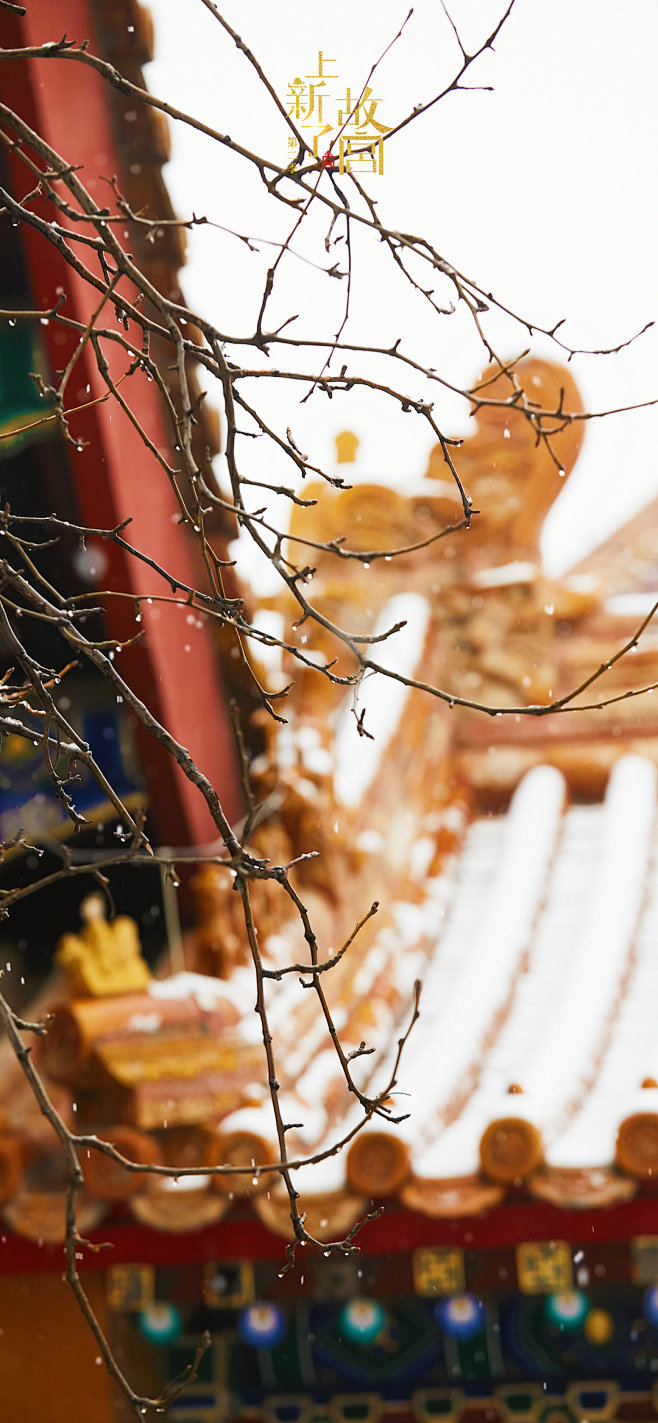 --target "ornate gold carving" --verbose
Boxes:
[412,1246,465,1296]
[106,1263,154,1313]
[516,1239,573,1294]
[56,895,150,998]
